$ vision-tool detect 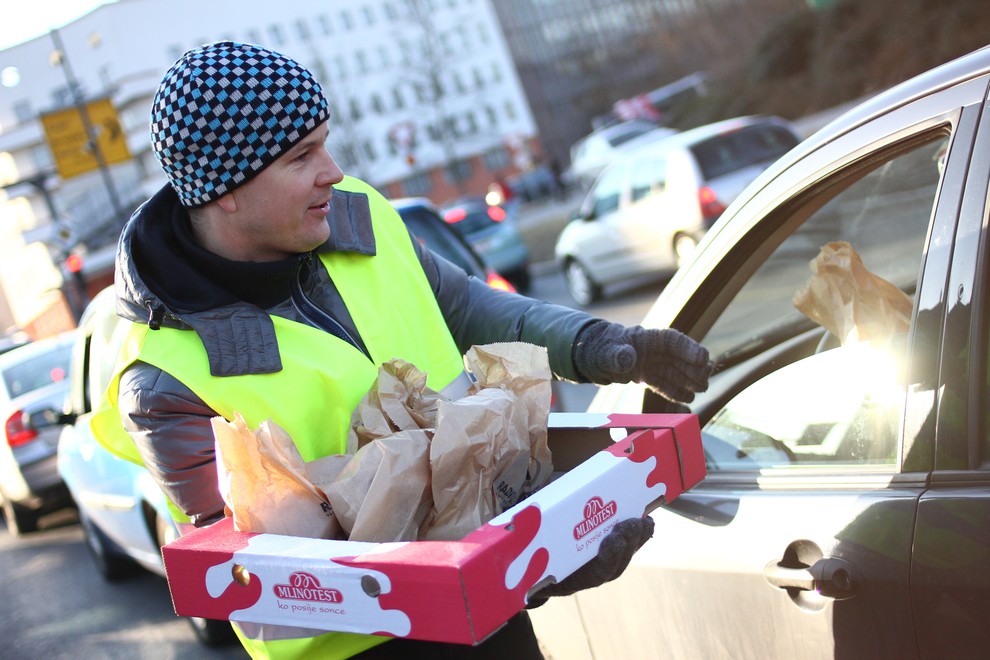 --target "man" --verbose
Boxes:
[95,42,712,659]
